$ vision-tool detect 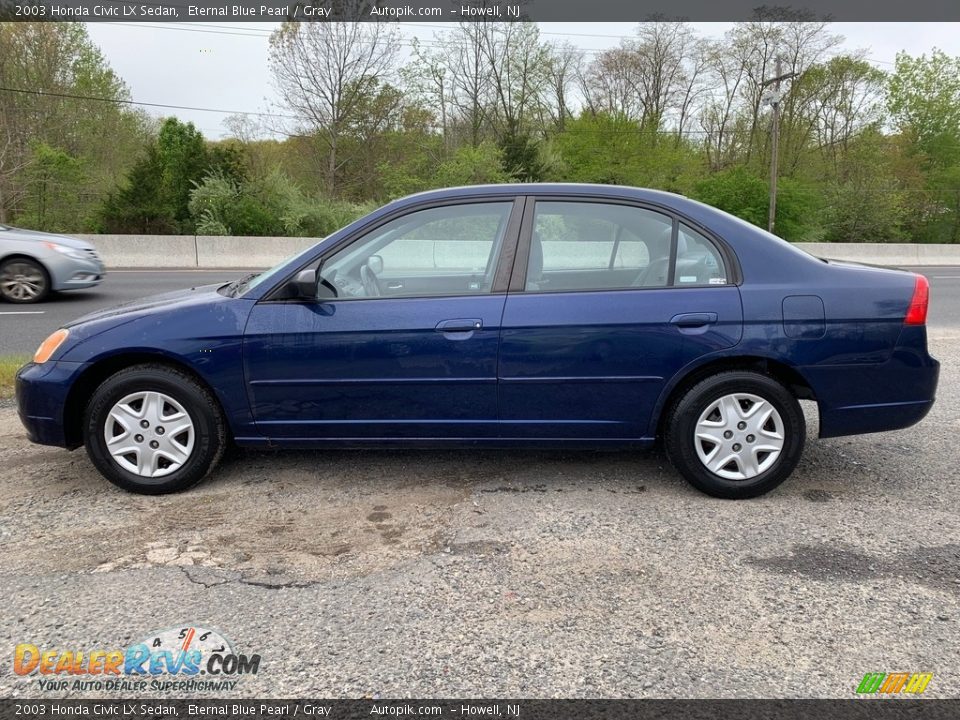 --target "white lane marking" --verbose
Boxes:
[0,311,44,315]
[930,275,960,279]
